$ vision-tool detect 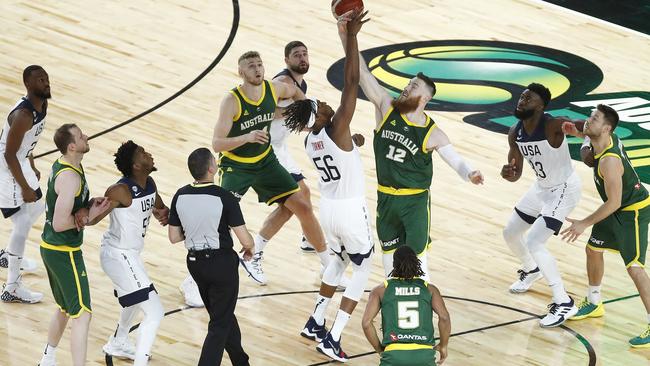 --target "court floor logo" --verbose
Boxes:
[327,40,650,182]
